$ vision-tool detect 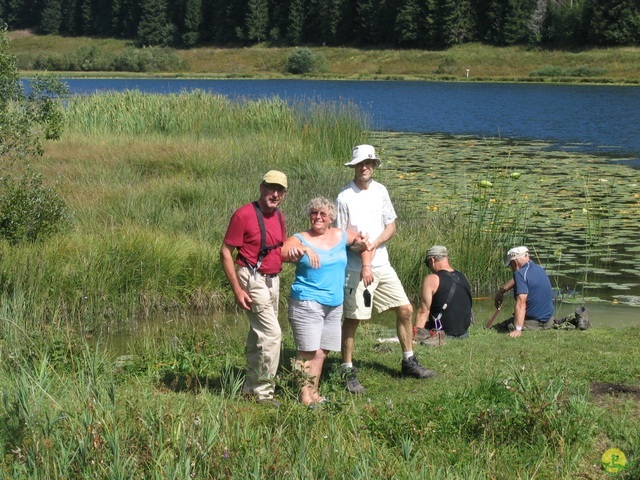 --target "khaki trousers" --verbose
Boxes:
[237,266,281,400]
